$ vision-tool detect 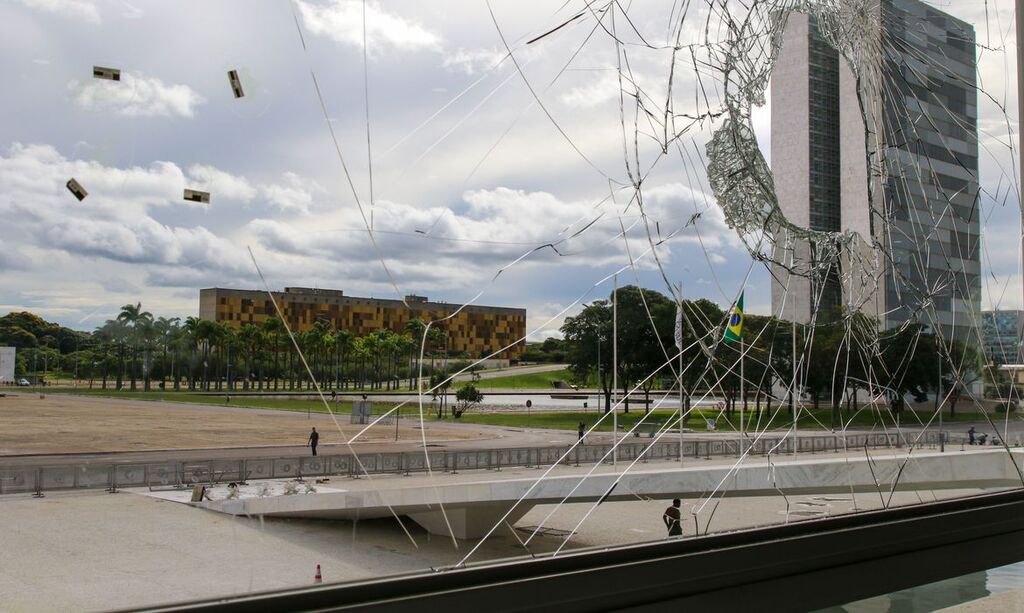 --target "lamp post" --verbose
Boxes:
[596,332,602,414]
[612,273,618,467]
